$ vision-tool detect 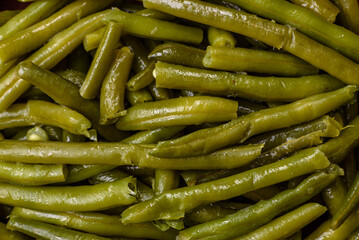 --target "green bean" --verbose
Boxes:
[26,126,49,141]
[121,148,330,223]
[16,61,130,141]
[208,27,237,48]
[331,0,359,35]
[143,0,359,85]
[116,96,238,130]
[0,10,21,27]
[69,45,91,73]
[203,46,319,76]
[0,161,66,186]
[122,35,151,73]
[342,151,357,188]
[126,88,154,106]
[0,221,30,240]
[177,164,340,240]
[147,82,172,101]
[289,0,339,22]
[42,125,62,141]
[62,130,87,143]
[0,176,136,211]
[185,204,239,225]
[151,85,356,158]
[237,99,268,116]
[143,38,162,51]
[64,165,116,184]
[56,69,86,88]
[0,0,68,42]
[7,217,111,240]
[83,27,107,52]
[100,47,133,124]
[120,2,145,13]
[236,203,327,240]
[155,62,342,102]
[154,169,180,195]
[148,42,205,69]
[121,126,185,144]
[242,185,282,202]
[322,177,347,216]
[10,207,178,240]
[134,8,176,21]
[286,231,302,240]
[348,228,359,240]
[0,0,112,64]
[0,57,21,80]
[127,60,155,91]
